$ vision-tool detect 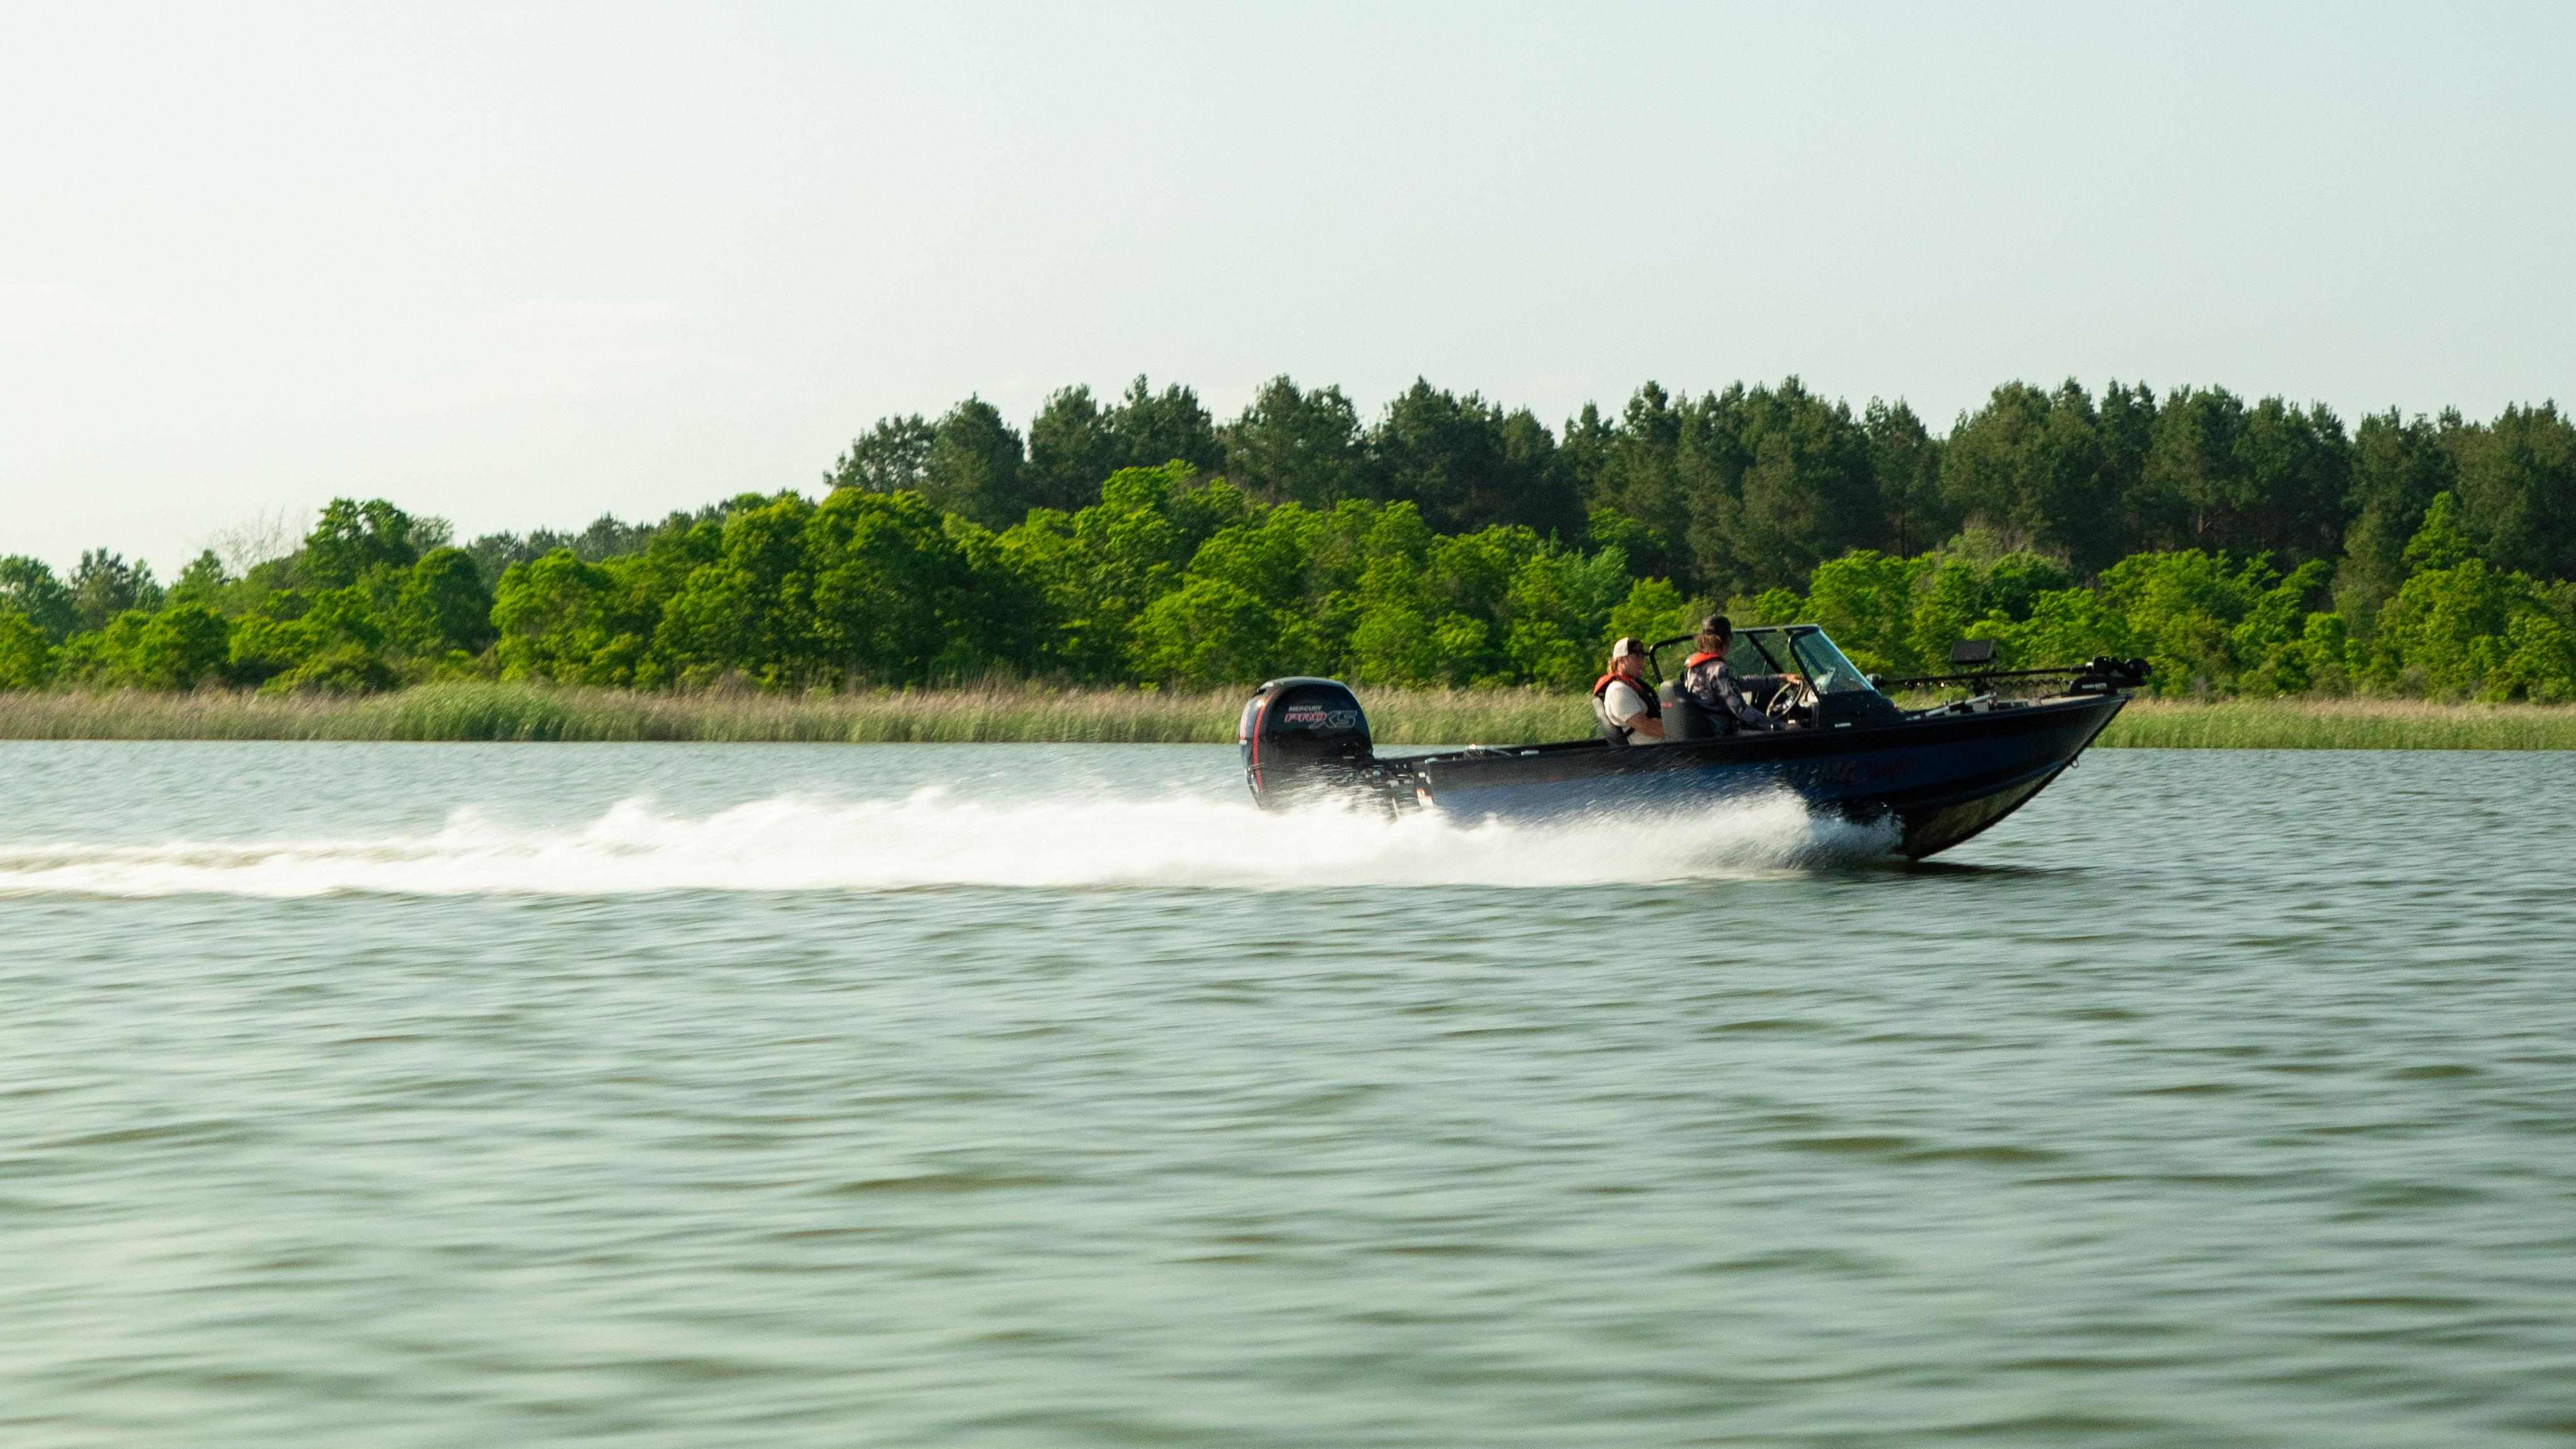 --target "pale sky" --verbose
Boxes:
[4,1,2570,575]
